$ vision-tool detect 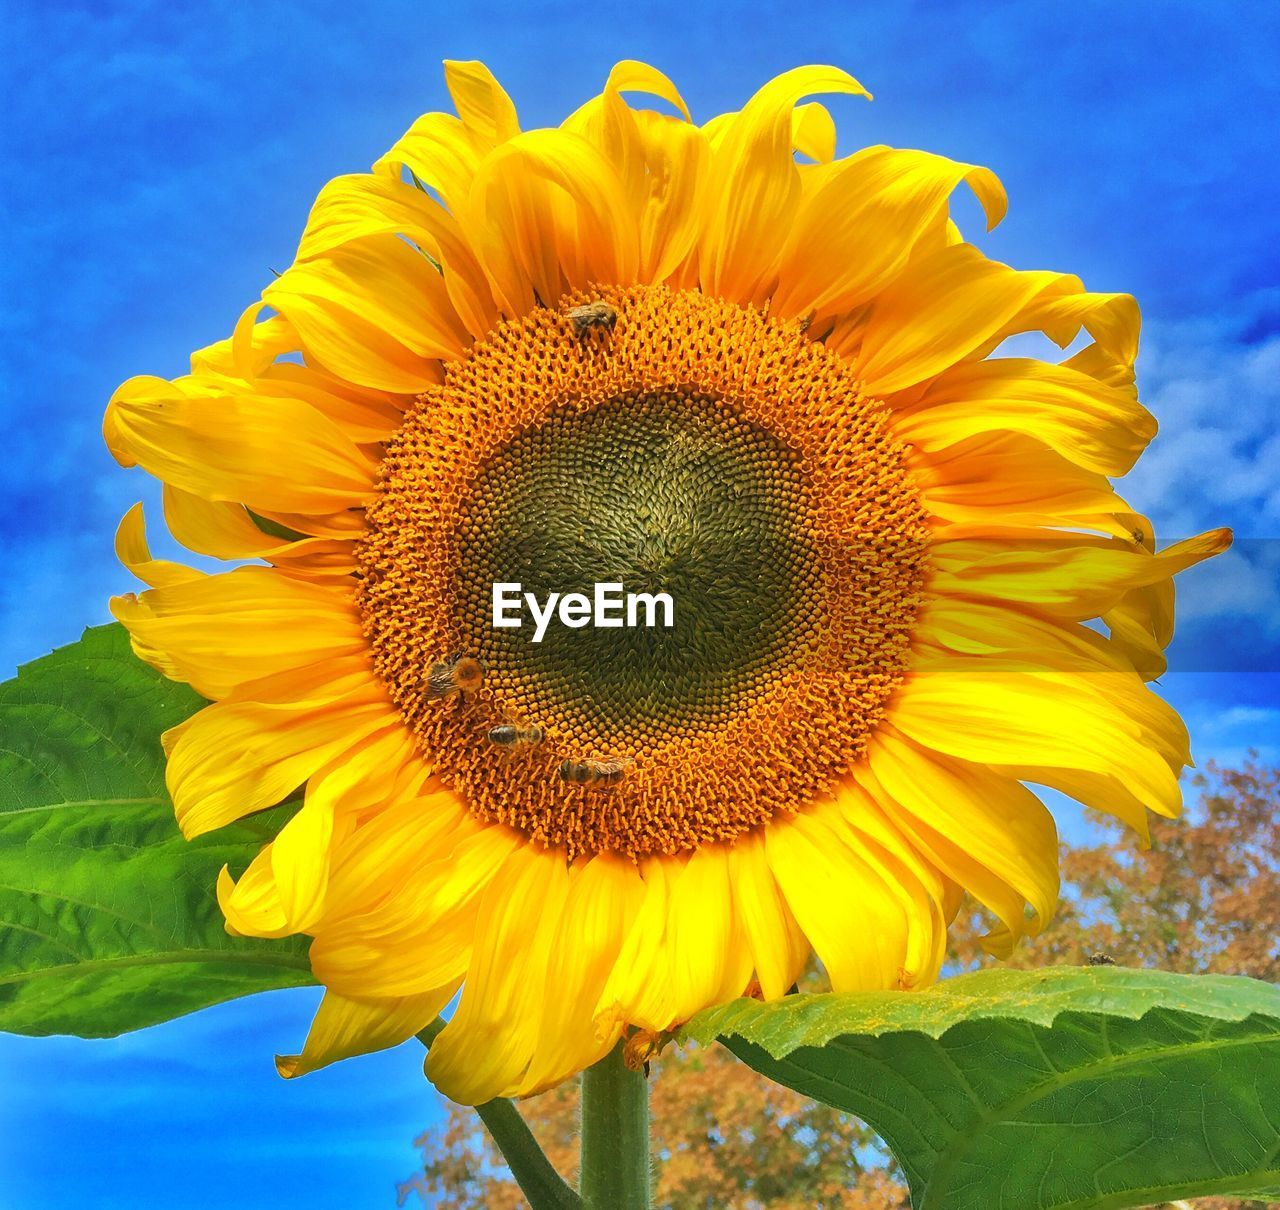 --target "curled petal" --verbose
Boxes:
[775,146,1006,319]
[700,65,871,304]
[847,244,1082,396]
[895,356,1156,477]
[111,562,366,699]
[444,59,520,147]
[469,129,639,311]
[105,377,378,514]
[295,173,498,340]
[264,236,468,391]
[277,987,457,1079]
